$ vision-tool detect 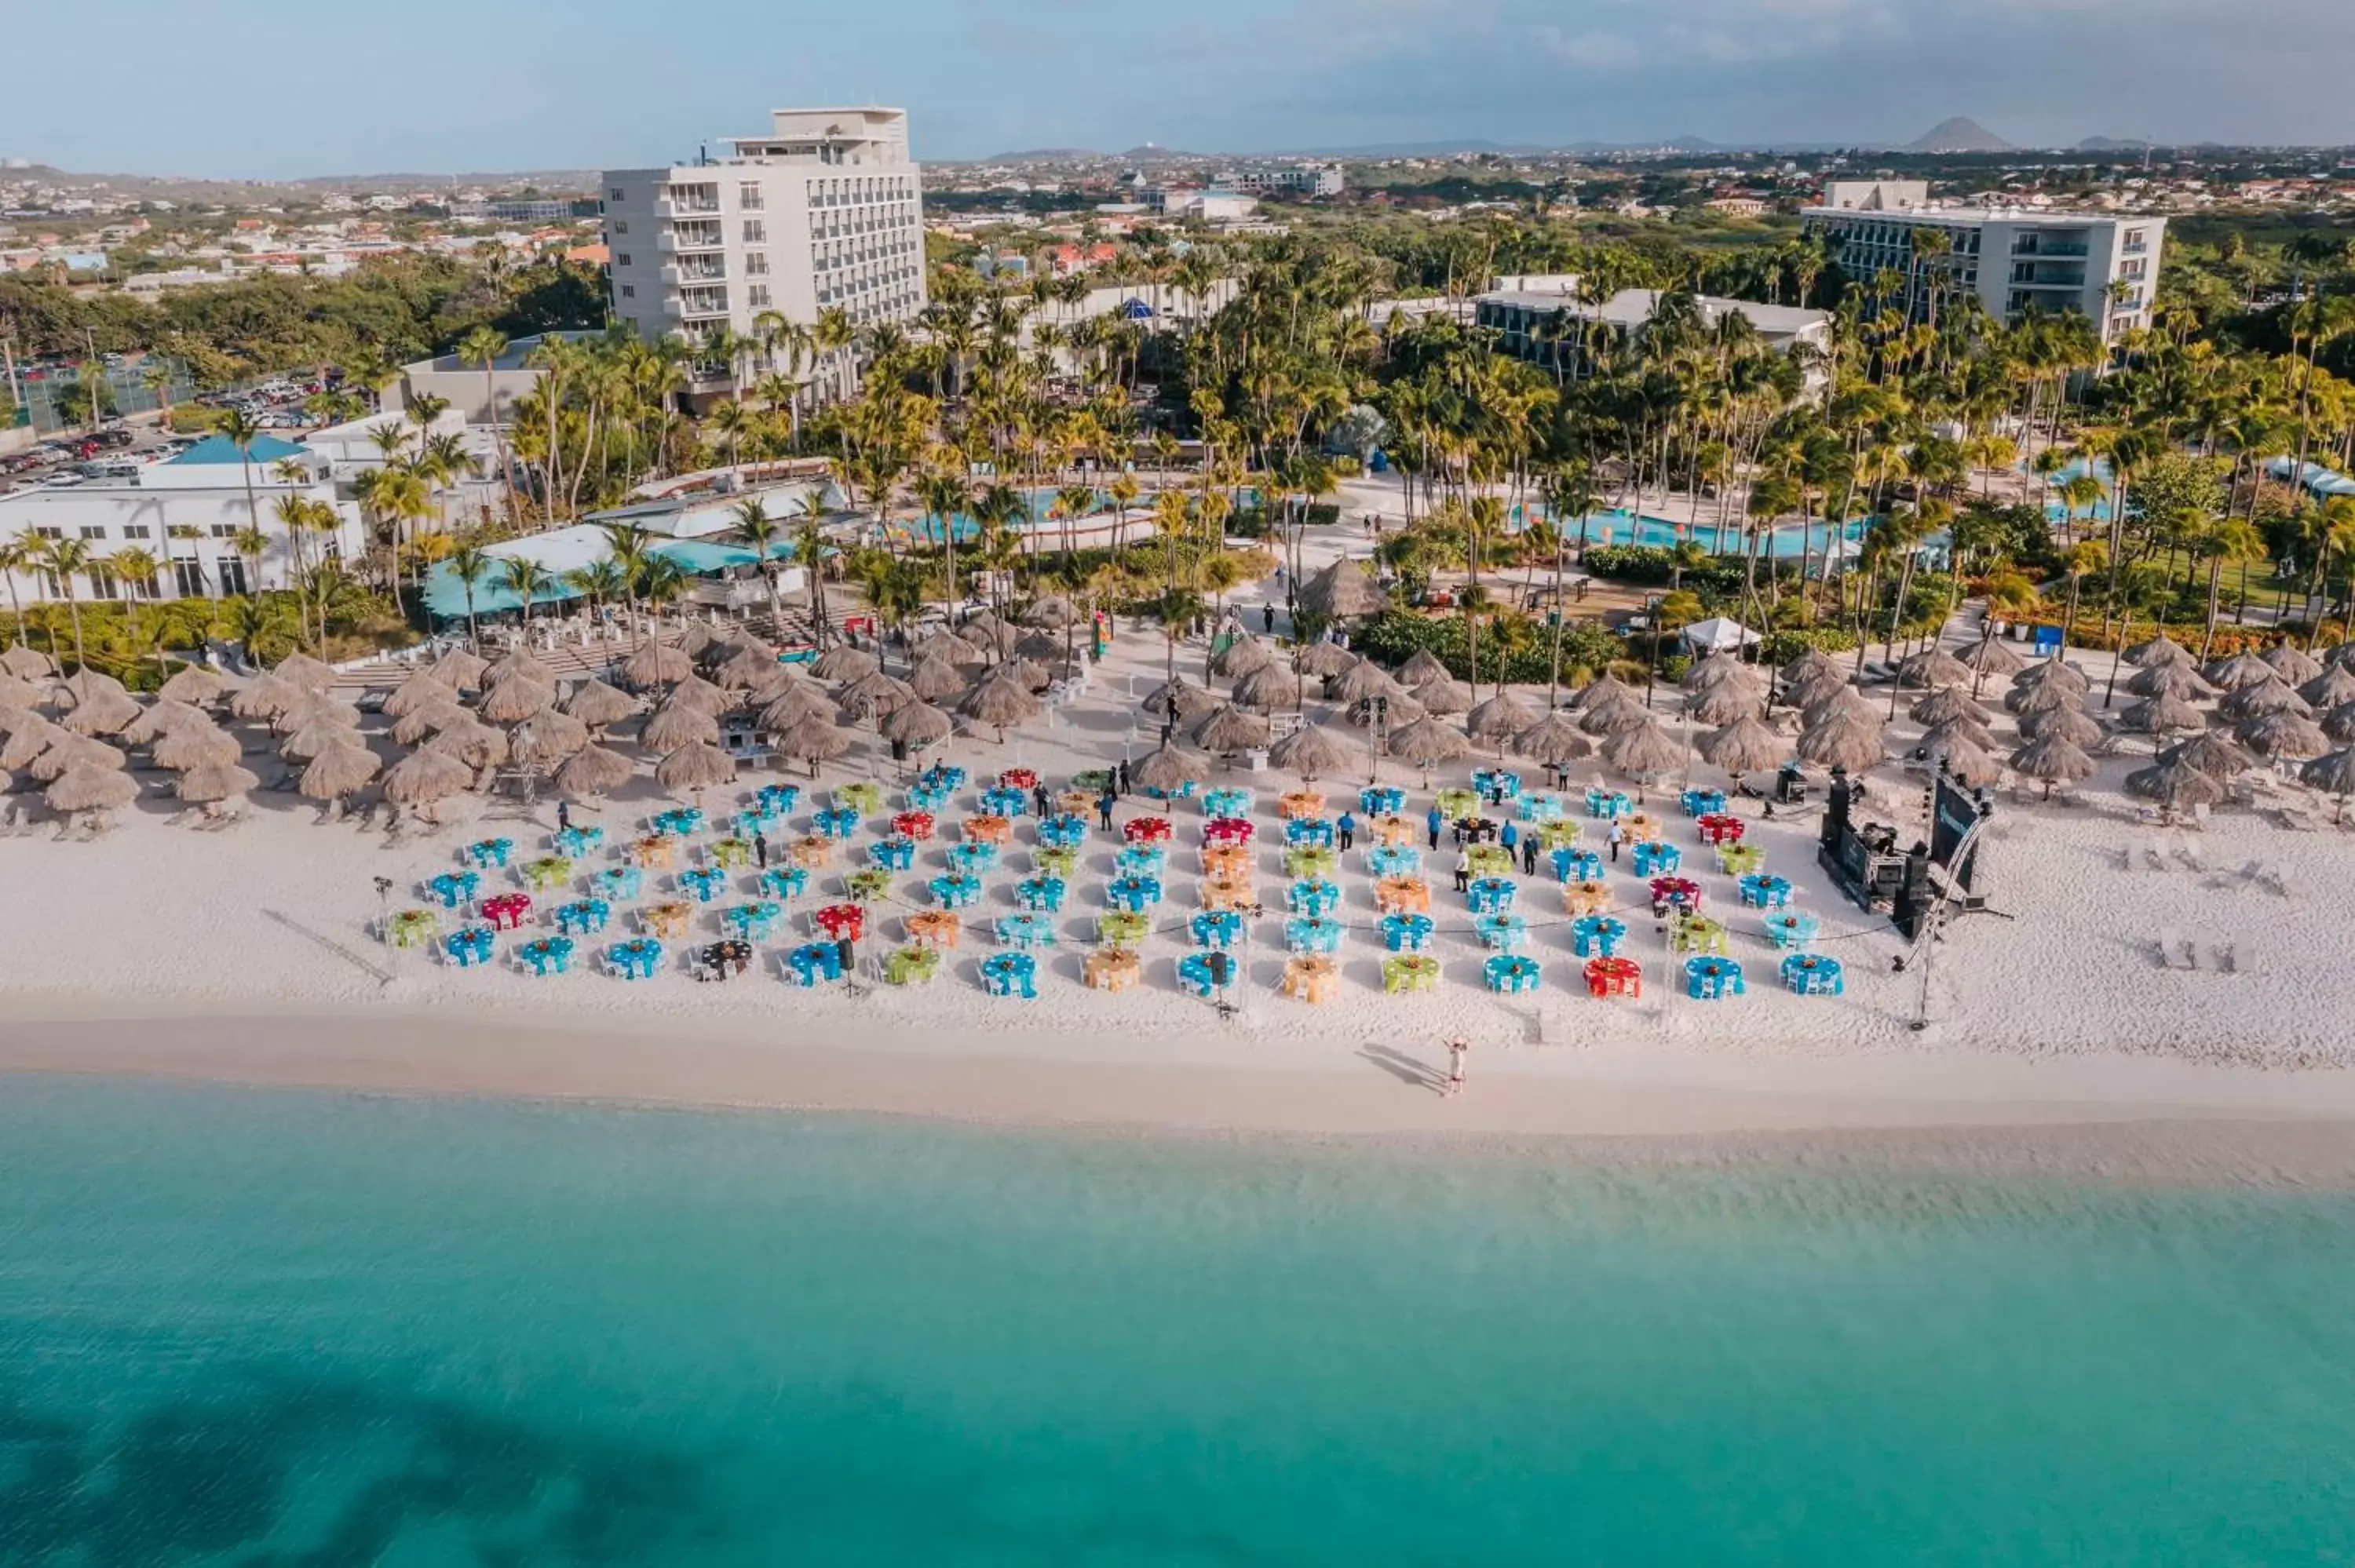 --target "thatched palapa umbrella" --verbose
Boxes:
[1232,663,1305,711]
[390,702,472,746]
[0,672,43,710]
[1269,722,1356,782]
[1961,637,2025,677]
[2203,651,2276,691]
[270,652,336,691]
[2126,662,2218,701]
[2119,694,2206,738]
[2236,711,2331,760]
[2298,749,2355,818]
[1214,636,1280,679]
[1921,716,1996,756]
[1513,711,1592,768]
[758,684,834,733]
[121,698,212,747]
[1602,721,1682,779]
[2218,676,2311,721]
[228,673,305,723]
[1294,641,1357,679]
[1140,675,1216,722]
[380,672,451,720]
[2126,758,2226,811]
[837,669,916,717]
[2008,734,2094,793]
[553,745,633,800]
[1897,648,1973,689]
[2325,701,2355,745]
[2012,658,2090,694]
[44,764,138,816]
[424,648,488,690]
[1130,744,1210,794]
[655,742,738,797]
[52,671,130,711]
[275,691,362,735]
[1389,715,1470,764]
[1797,713,1886,773]
[2123,632,2193,668]
[1579,695,1656,736]
[2299,665,2355,709]
[912,629,982,663]
[382,746,475,810]
[958,674,1039,738]
[1194,705,1271,754]
[1465,691,1536,742]
[811,644,879,683]
[150,724,242,771]
[1298,556,1384,619]
[477,678,556,724]
[1780,648,1843,688]
[425,721,510,771]
[562,678,641,730]
[623,642,695,688]
[173,762,261,806]
[0,717,65,770]
[482,647,551,688]
[711,646,782,691]
[0,645,57,680]
[663,673,733,715]
[1682,651,1757,692]
[1398,649,1451,687]
[1325,659,1404,706]
[908,655,969,704]
[512,710,591,768]
[1408,675,1473,717]
[1685,683,1759,727]
[298,741,382,804]
[59,687,143,738]
[1700,714,1786,779]
[641,700,721,753]
[1910,687,1989,728]
[2262,643,2324,684]
[2162,732,2255,777]
[2007,680,2086,717]
[2020,706,2105,749]
[1937,738,2006,788]
[280,720,360,763]
[1569,672,1636,710]
[775,713,856,775]
[31,736,126,782]
[879,701,953,751]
